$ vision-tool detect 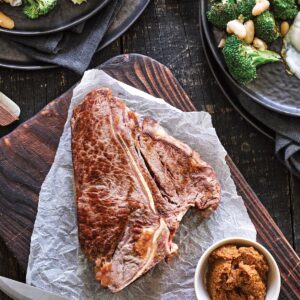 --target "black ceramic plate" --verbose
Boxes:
[0,0,150,69]
[199,17,274,140]
[201,0,300,116]
[0,0,110,35]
